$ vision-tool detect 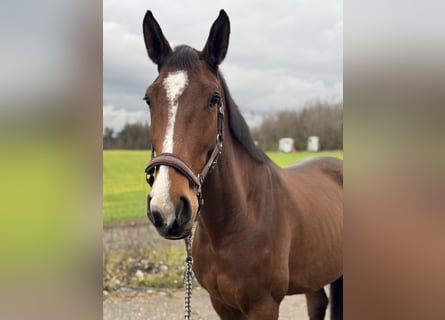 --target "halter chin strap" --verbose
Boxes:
[145,103,224,216]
